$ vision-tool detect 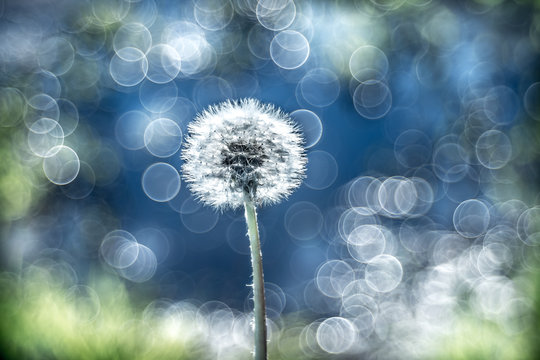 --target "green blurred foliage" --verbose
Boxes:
[0,268,208,360]
[0,265,318,360]
[430,268,540,360]
[1,264,539,359]
[0,128,45,223]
